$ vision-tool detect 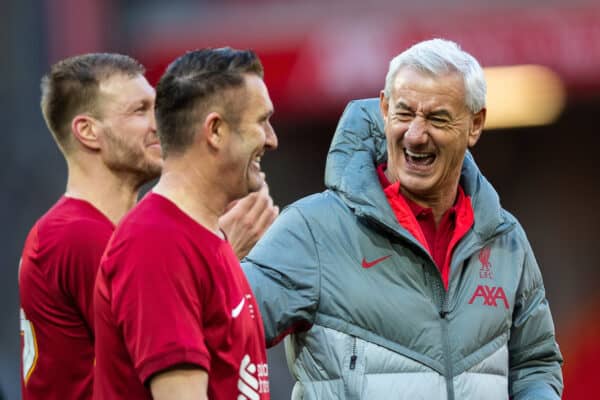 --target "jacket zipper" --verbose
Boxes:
[349,336,357,370]
[345,336,361,400]
[438,286,455,400]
